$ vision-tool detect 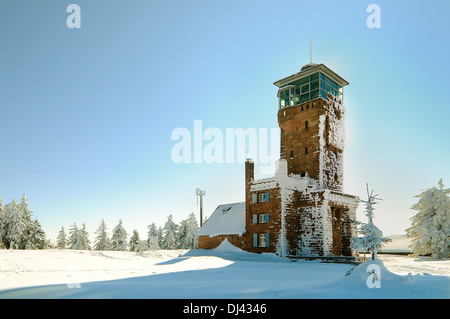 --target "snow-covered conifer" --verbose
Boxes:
[80,223,91,250]
[24,218,47,249]
[93,219,111,251]
[157,226,163,248]
[406,179,450,259]
[68,223,85,250]
[161,215,178,249]
[129,229,141,252]
[178,213,199,249]
[16,195,46,249]
[147,223,157,239]
[56,226,67,249]
[111,219,128,251]
[351,185,389,260]
[5,199,24,249]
